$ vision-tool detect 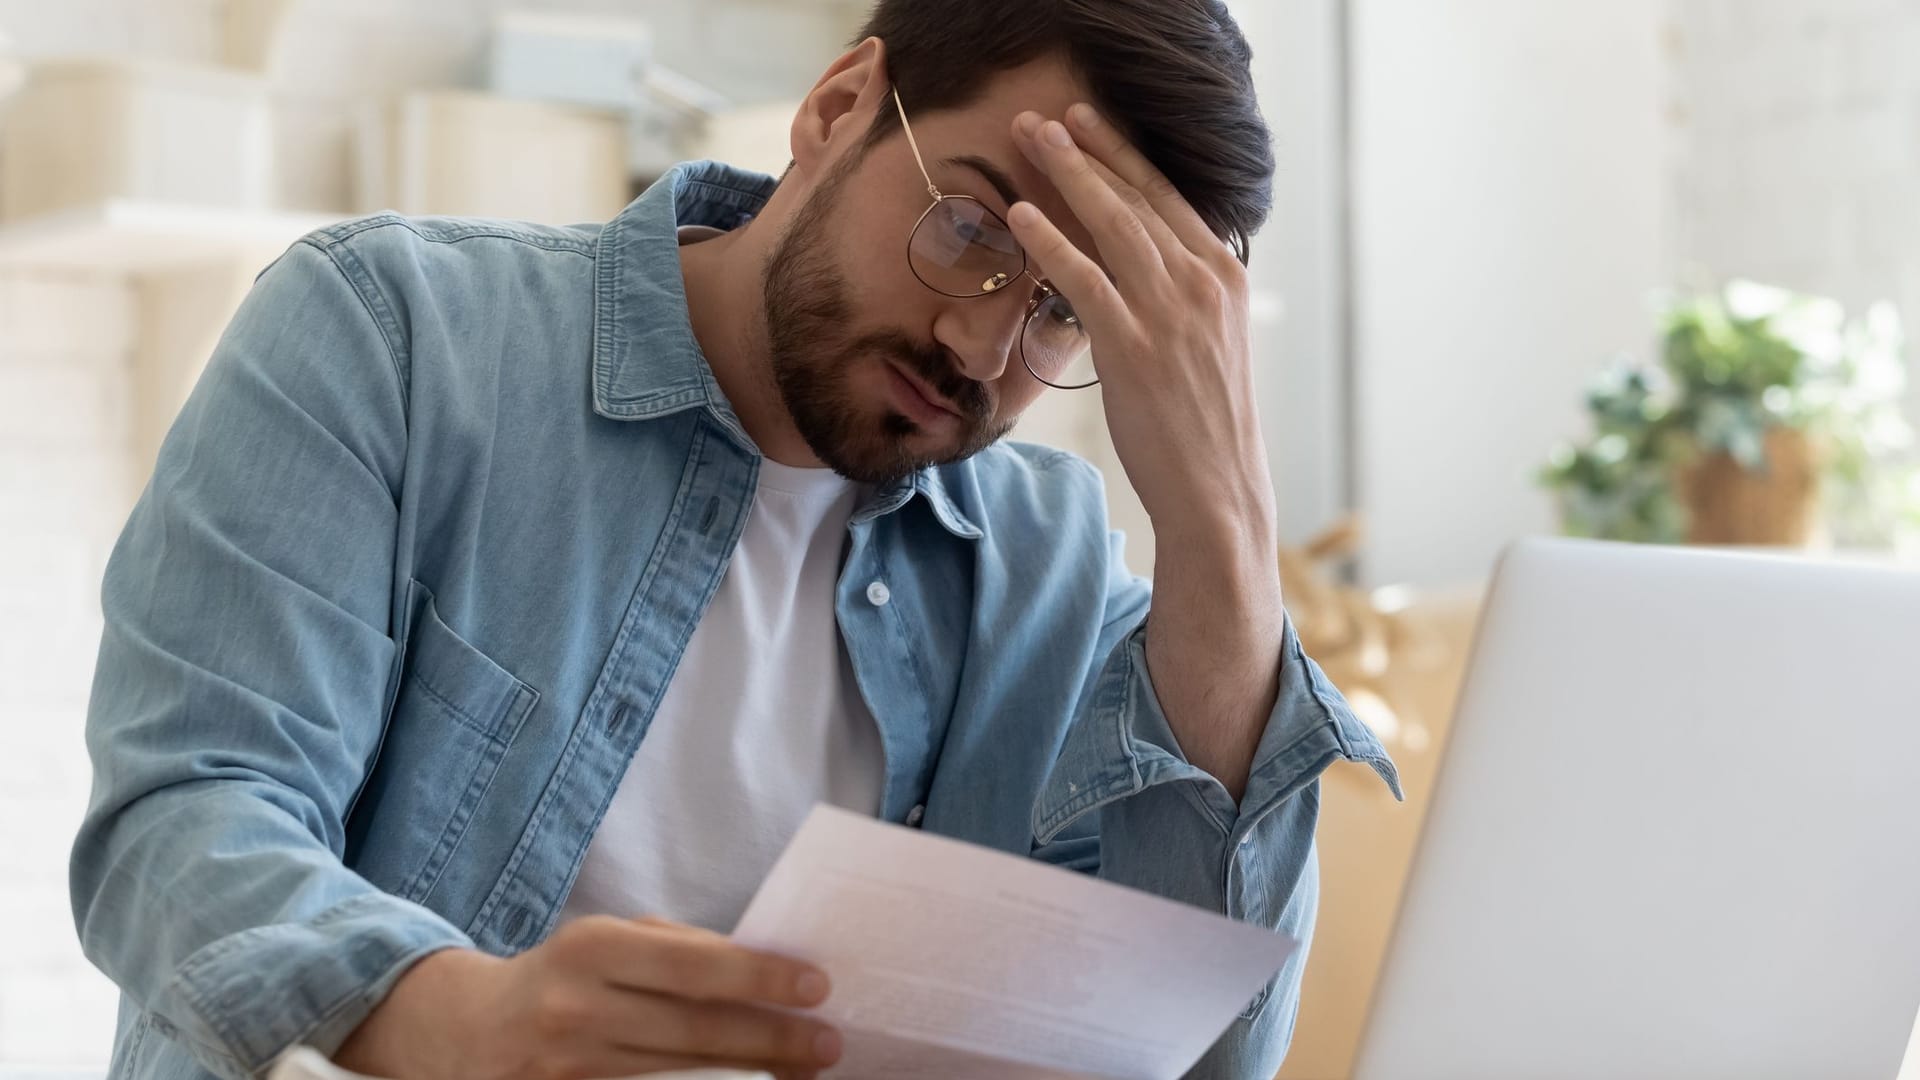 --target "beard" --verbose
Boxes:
[761,161,1012,485]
